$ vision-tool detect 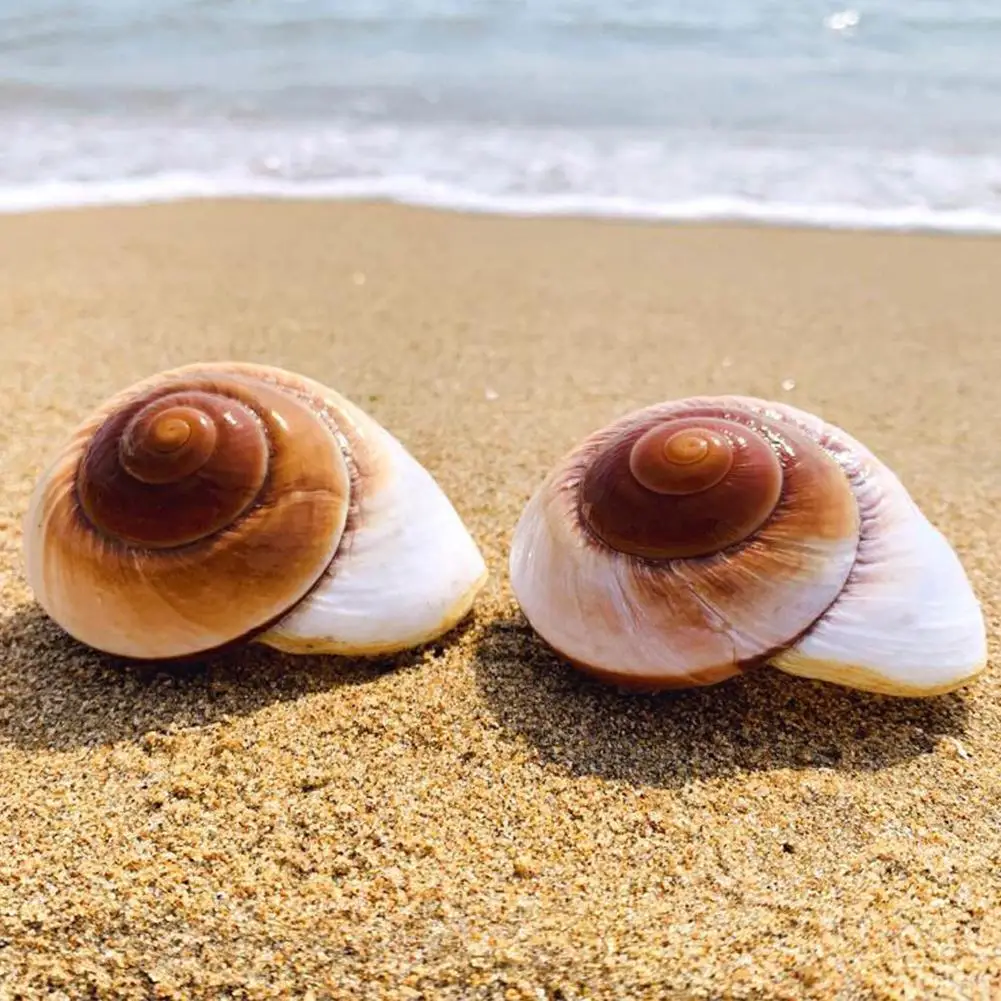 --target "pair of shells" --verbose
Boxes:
[24,365,987,698]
